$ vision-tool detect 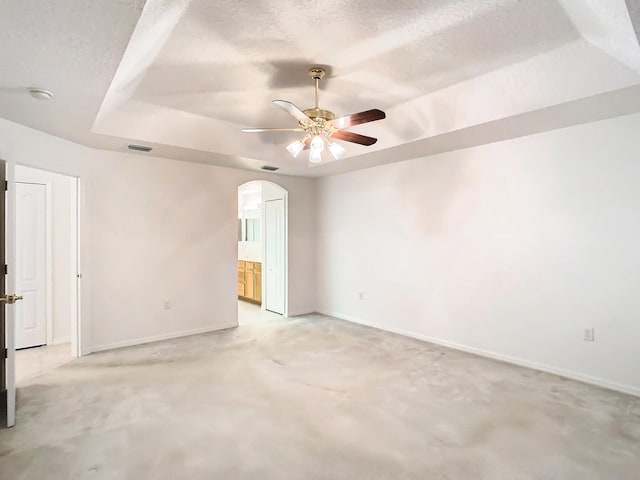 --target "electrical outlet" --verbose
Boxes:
[163,301,171,310]
[584,328,595,342]
[358,291,364,301]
